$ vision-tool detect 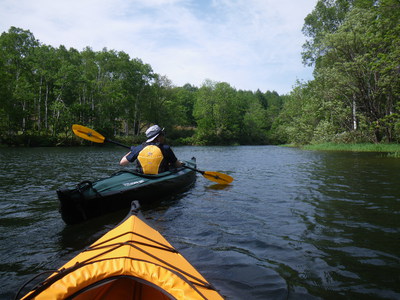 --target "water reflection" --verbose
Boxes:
[292,151,400,298]
[206,183,233,190]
